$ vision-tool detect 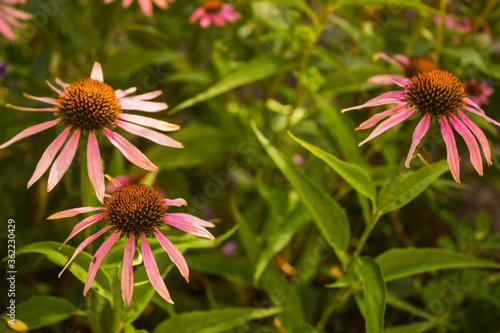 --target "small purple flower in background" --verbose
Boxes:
[190,0,241,28]
[221,241,237,257]
[1,62,182,203]
[0,62,7,76]
[49,182,215,305]
[292,154,305,167]
[0,0,32,41]
[463,78,493,108]
[342,69,500,183]
[104,0,174,17]
[369,53,436,85]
